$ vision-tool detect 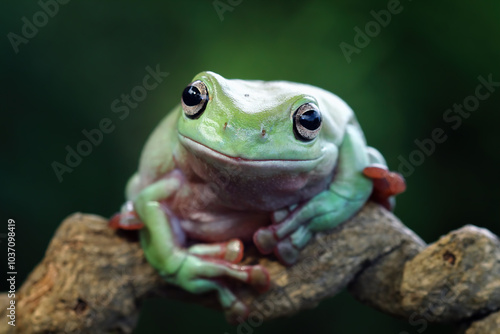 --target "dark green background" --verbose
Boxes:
[2,1,499,333]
